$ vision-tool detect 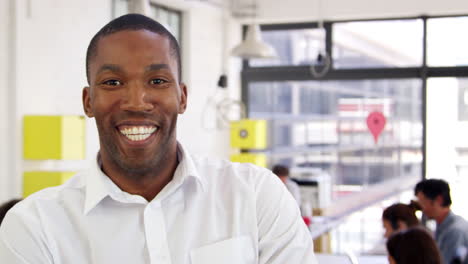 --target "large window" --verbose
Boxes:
[249,28,325,67]
[427,17,468,66]
[427,77,468,219]
[333,19,424,68]
[248,78,422,199]
[241,16,468,252]
[242,18,433,202]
